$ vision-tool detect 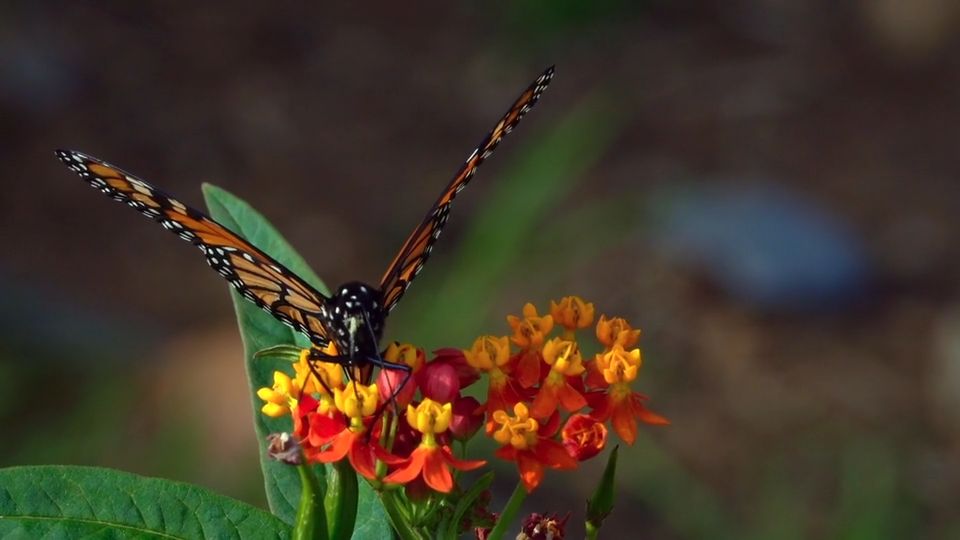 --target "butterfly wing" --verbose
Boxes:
[378,66,555,313]
[56,149,333,347]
